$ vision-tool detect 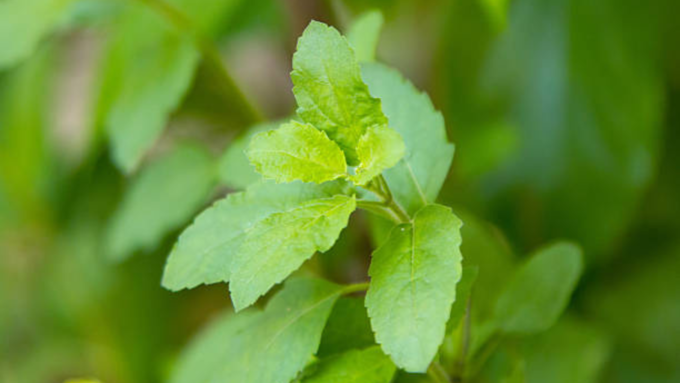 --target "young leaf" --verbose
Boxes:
[170,278,344,383]
[218,122,277,189]
[102,0,241,172]
[0,0,74,70]
[162,180,349,291]
[292,21,388,164]
[361,63,455,214]
[246,121,347,184]
[105,144,217,262]
[303,346,396,383]
[230,194,357,310]
[347,10,384,63]
[366,204,463,372]
[494,242,583,334]
[352,125,405,185]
